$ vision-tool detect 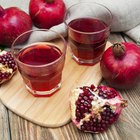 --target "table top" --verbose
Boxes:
[0,33,140,140]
